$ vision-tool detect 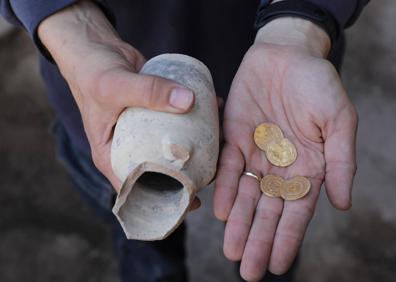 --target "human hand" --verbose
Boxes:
[214,18,357,281]
[38,2,195,192]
